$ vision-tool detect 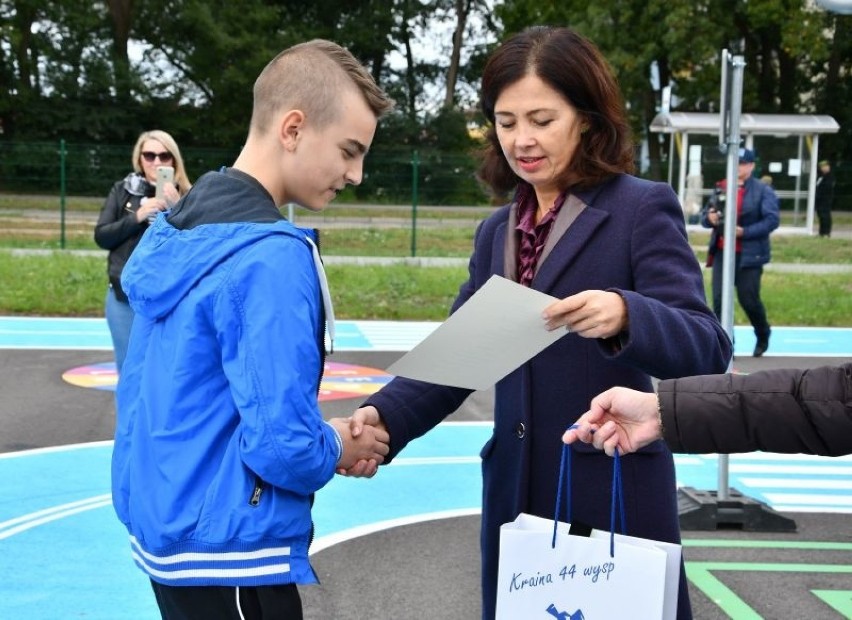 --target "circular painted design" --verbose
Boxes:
[62,360,393,401]
[61,362,118,391]
[319,361,394,401]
